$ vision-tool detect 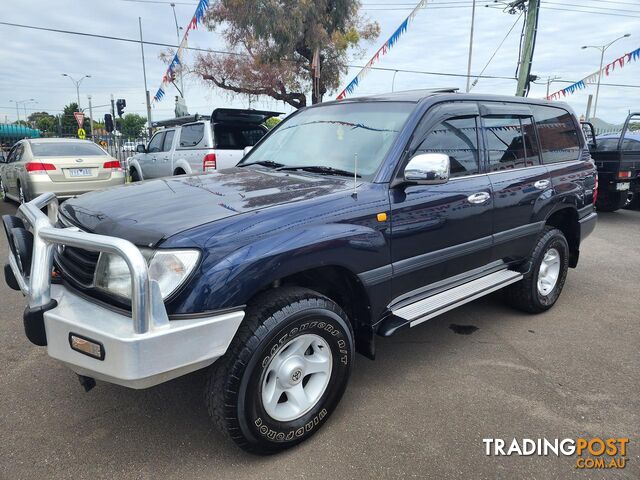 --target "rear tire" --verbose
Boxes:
[0,178,8,202]
[596,190,626,212]
[205,287,354,454]
[17,183,27,204]
[505,227,569,314]
[130,168,141,182]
